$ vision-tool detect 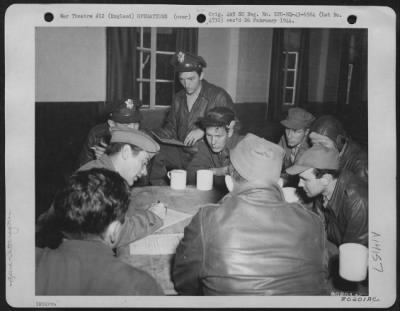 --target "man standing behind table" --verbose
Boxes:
[37,128,166,249]
[77,98,143,168]
[186,107,242,189]
[36,168,163,295]
[309,115,368,184]
[149,51,235,183]
[173,134,328,295]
